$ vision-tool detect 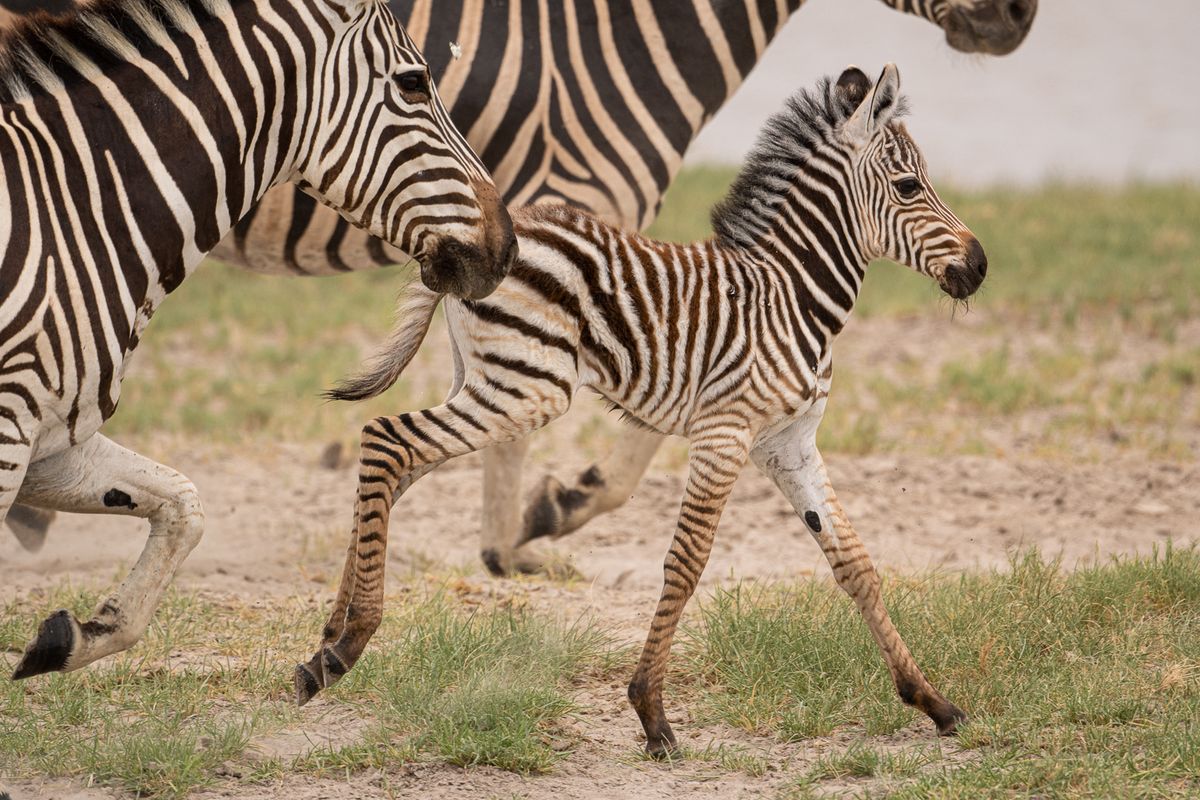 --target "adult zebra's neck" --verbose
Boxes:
[659,0,805,126]
[0,0,324,297]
